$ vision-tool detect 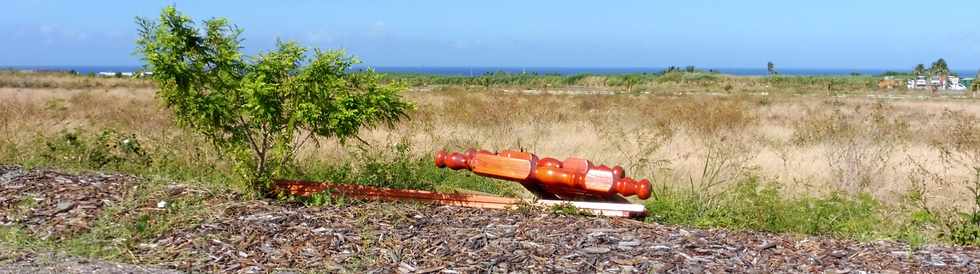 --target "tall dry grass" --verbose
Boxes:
[0,71,153,90]
[2,73,979,212]
[359,88,980,211]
